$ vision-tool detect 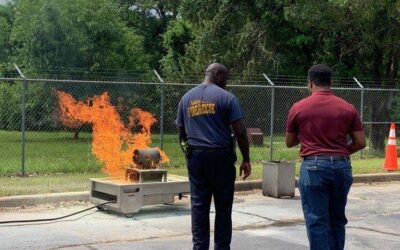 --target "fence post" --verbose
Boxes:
[353,77,364,159]
[14,64,27,176]
[263,74,275,161]
[154,70,165,150]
